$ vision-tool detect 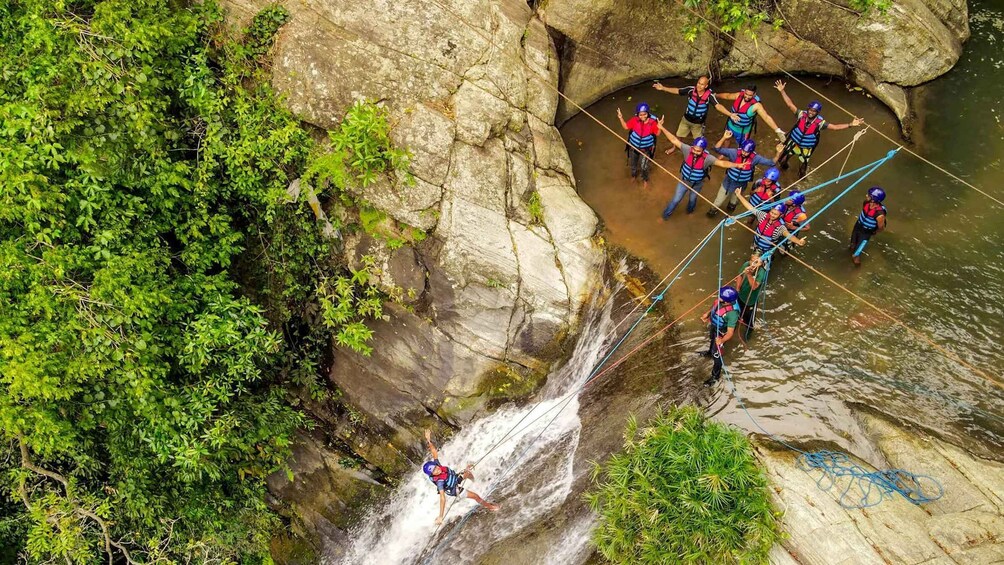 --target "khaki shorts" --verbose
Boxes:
[676,116,706,139]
